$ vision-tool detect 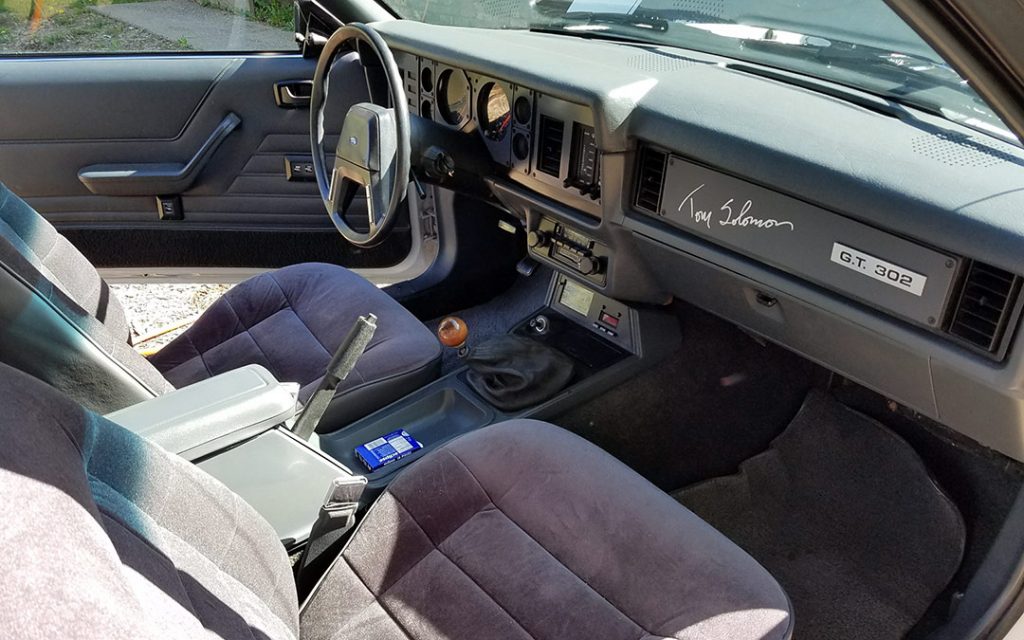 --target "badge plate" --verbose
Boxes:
[830,242,927,297]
